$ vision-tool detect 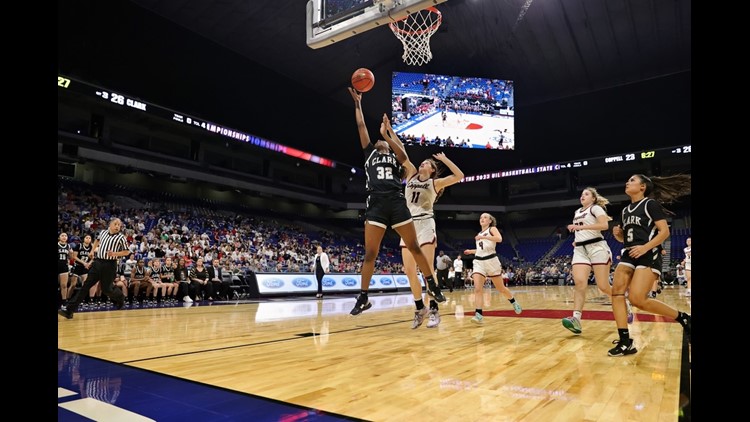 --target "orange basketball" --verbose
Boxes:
[351,68,375,92]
